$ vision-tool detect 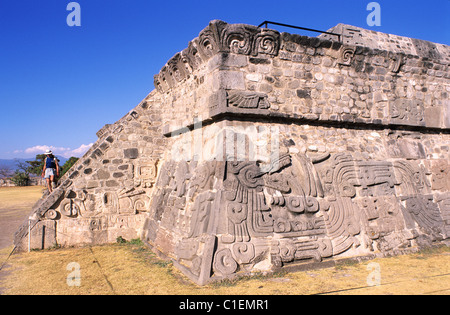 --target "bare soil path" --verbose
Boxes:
[0,186,43,294]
